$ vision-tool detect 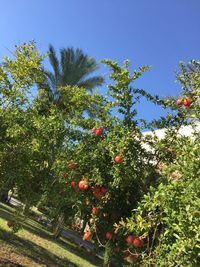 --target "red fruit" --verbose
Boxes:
[78,181,85,191]
[126,235,135,246]
[83,231,92,241]
[94,127,103,136]
[93,186,107,199]
[71,181,76,189]
[93,186,101,193]
[92,186,101,198]
[92,207,99,215]
[105,231,112,240]
[176,98,183,106]
[183,98,192,107]
[114,155,123,164]
[133,237,144,248]
[68,160,77,170]
[78,180,88,191]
